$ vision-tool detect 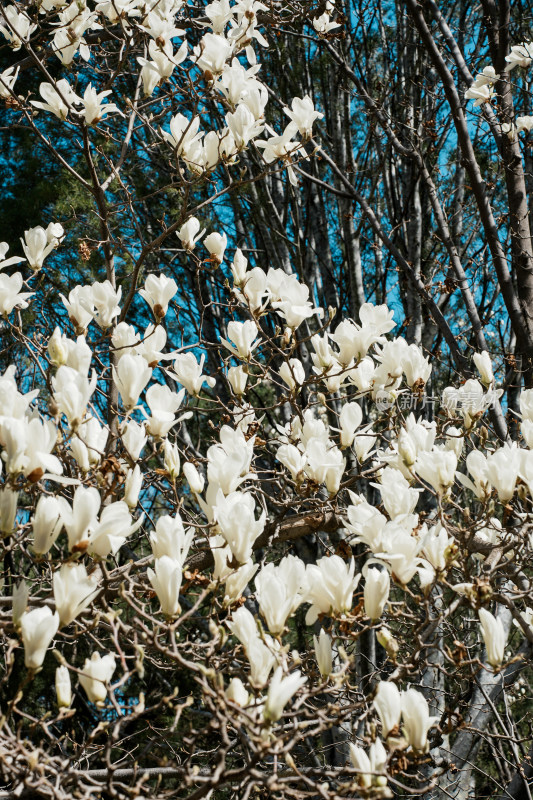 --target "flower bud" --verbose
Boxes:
[226,677,249,706]
[12,580,28,628]
[124,464,143,507]
[313,629,333,679]
[55,665,72,708]
[227,365,248,396]
[364,567,390,621]
[163,440,181,479]
[183,462,204,494]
